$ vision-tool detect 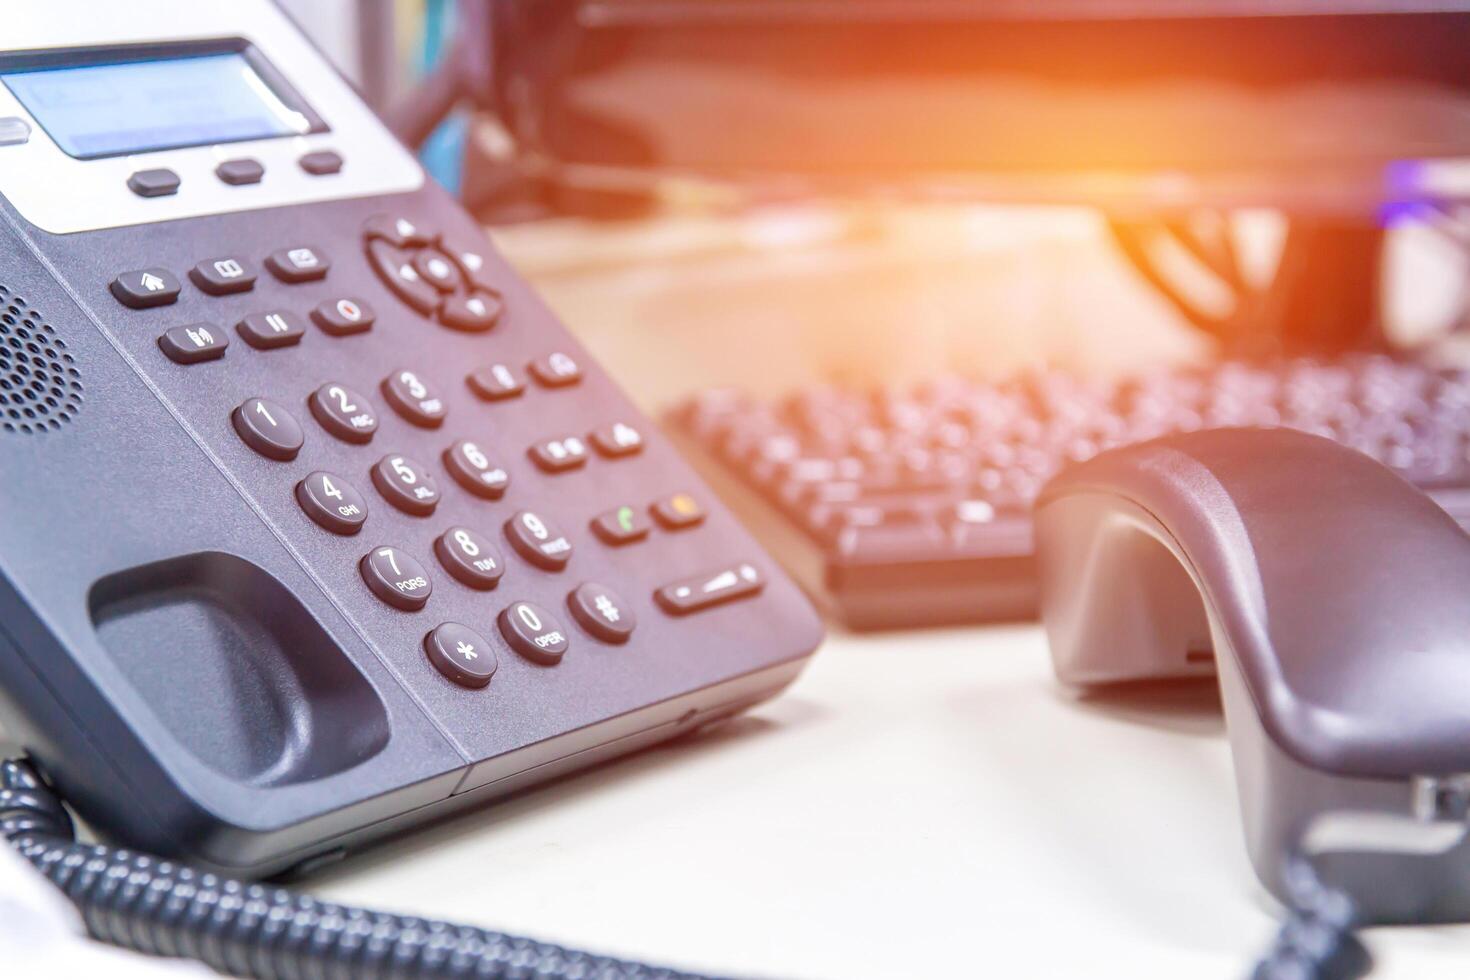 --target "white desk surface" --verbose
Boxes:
[315,624,1470,980]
